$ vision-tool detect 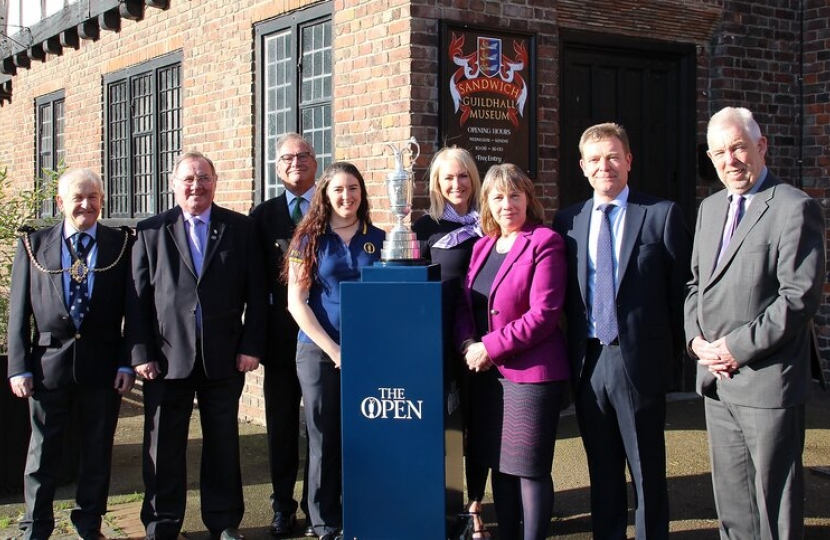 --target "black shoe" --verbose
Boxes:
[304,524,316,538]
[220,528,244,540]
[77,531,106,540]
[318,534,342,540]
[269,512,297,537]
